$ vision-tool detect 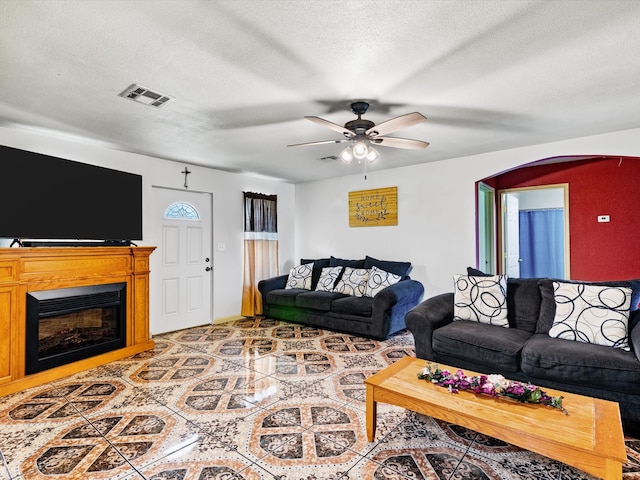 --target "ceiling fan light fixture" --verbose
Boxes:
[339,146,353,163]
[366,147,379,162]
[353,140,368,160]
